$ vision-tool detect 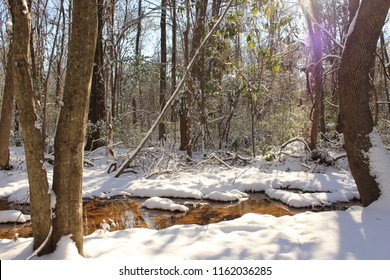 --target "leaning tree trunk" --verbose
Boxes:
[339,0,390,206]
[52,0,98,255]
[0,45,14,170]
[9,0,52,254]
